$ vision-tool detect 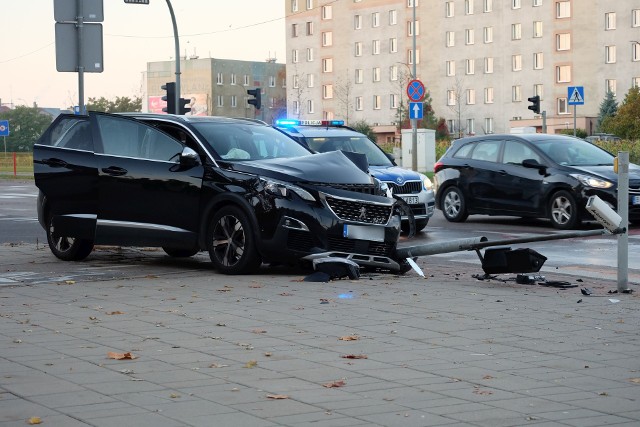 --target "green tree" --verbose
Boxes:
[600,86,640,139]
[351,120,377,142]
[596,91,618,132]
[85,95,142,113]
[0,106,53,152]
